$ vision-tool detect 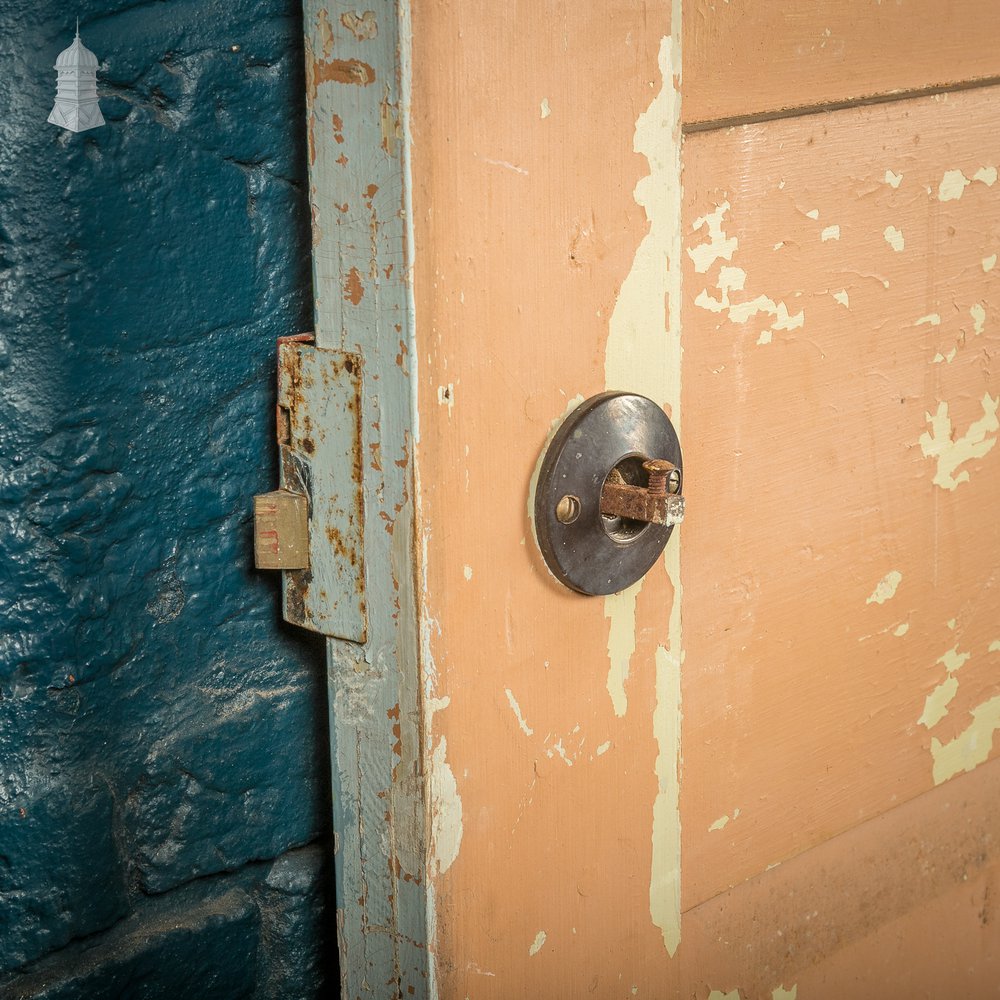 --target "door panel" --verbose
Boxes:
[685,0,1000,126]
